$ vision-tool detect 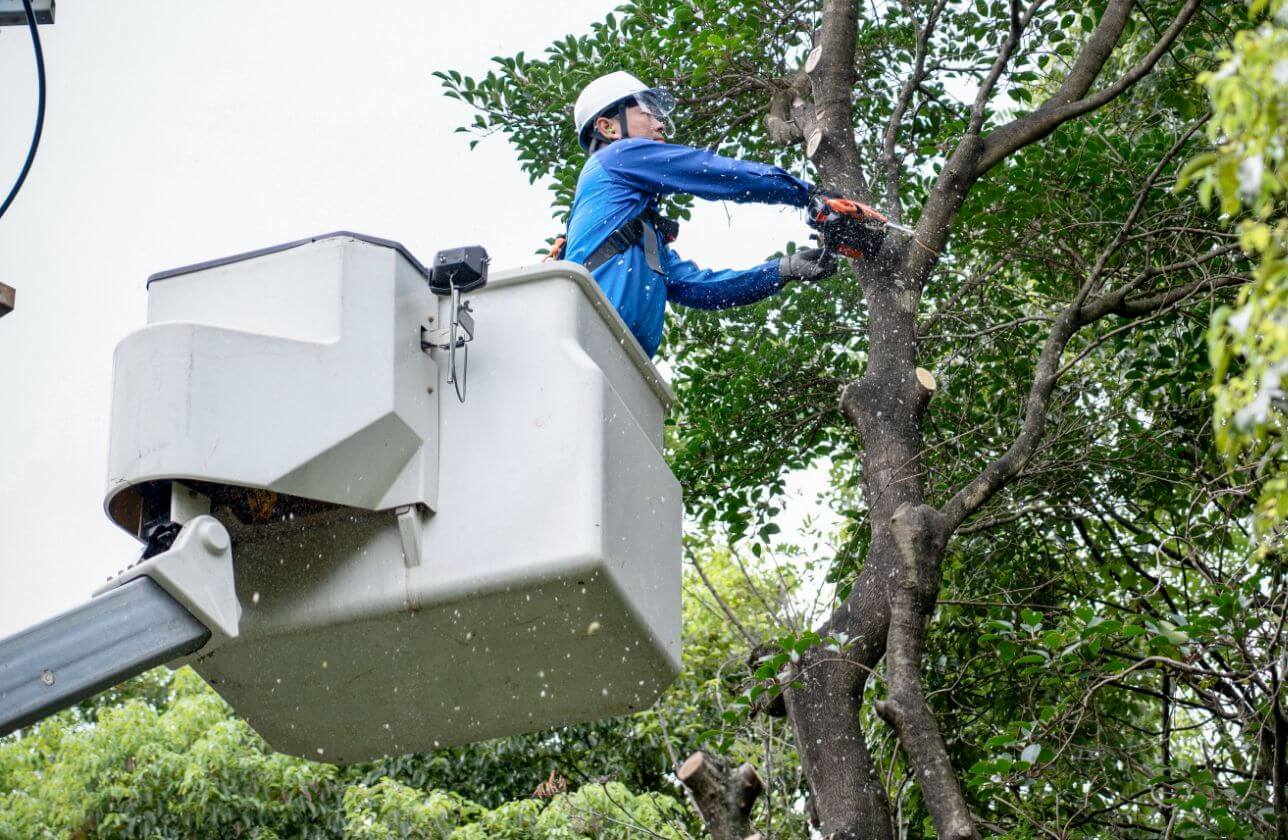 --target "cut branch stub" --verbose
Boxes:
[678,751,765,840]
[804,45,823,73]
[915,367,936,393]
[766,87,806,146]
[806,130,823,159]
